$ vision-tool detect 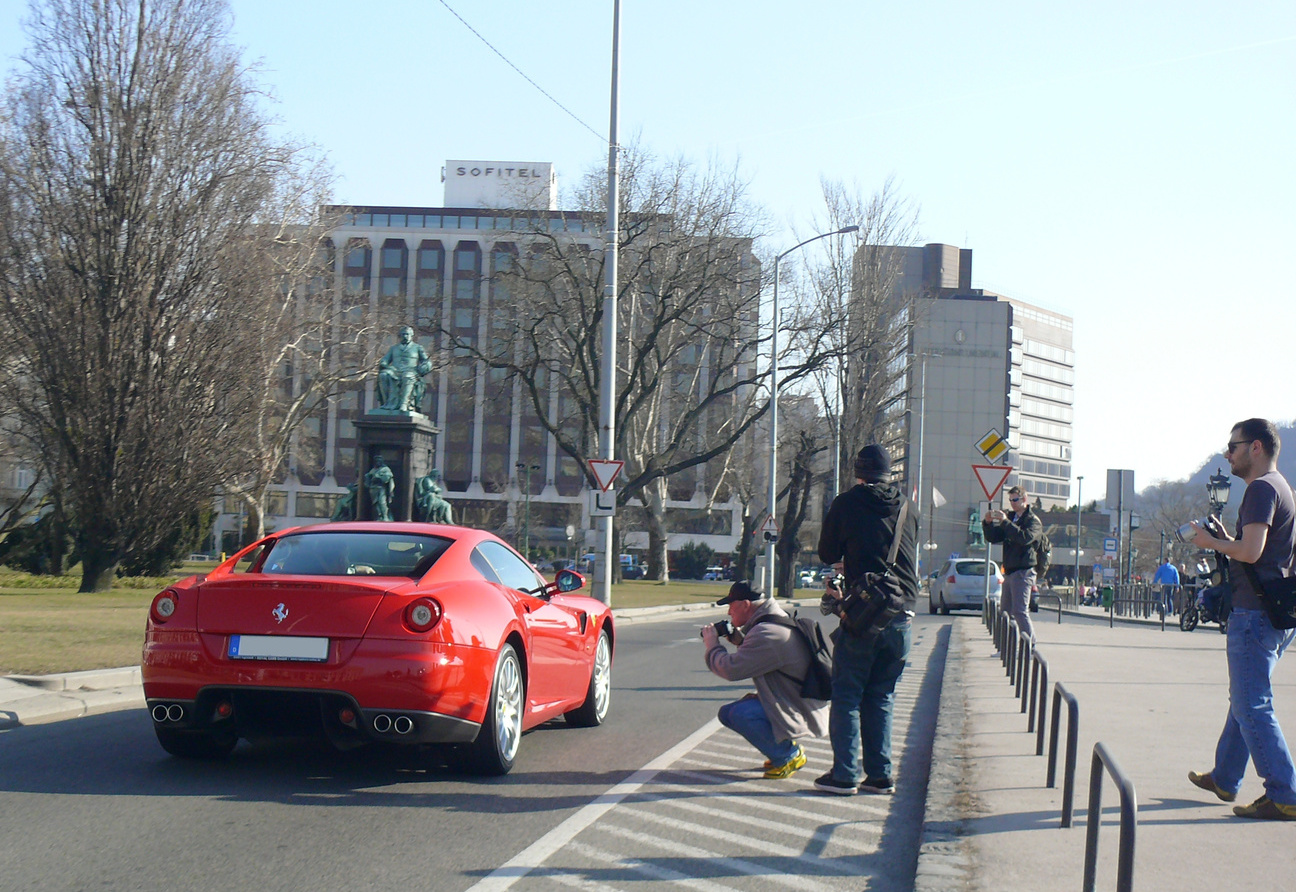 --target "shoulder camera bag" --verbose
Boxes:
[1239,562,1296,630]
[838,501,910,638]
